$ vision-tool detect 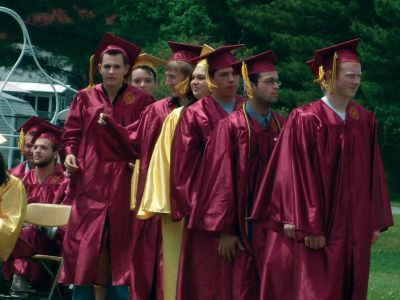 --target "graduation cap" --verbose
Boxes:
[16,116,43,153]
[166,42,203,97]
[305,59,316,76]
[167,41,203,62]
[0,134,6,145]
[194,44,244,70]
[231,50,278,100]
[189,44,244,91]
[309,38,360,94]
[88,32,142,88]
[31,120,63,149]
[133,53,167,71]
[196,44,215,68]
